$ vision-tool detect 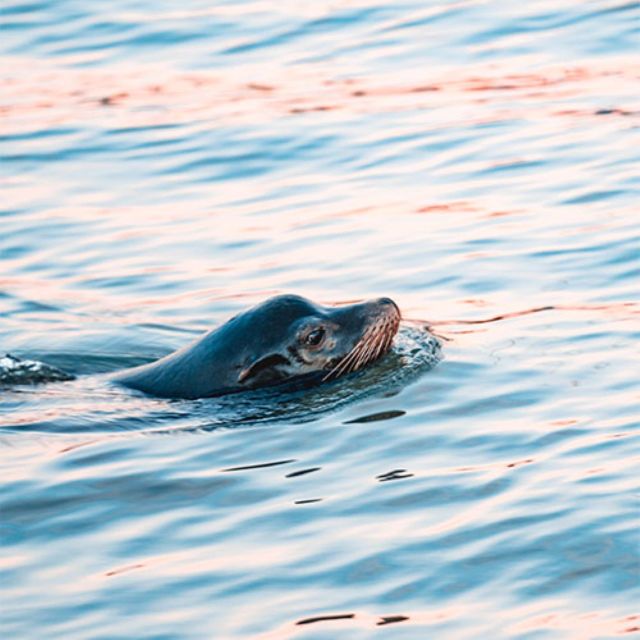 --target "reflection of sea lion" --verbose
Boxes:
[113,294,401,399]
